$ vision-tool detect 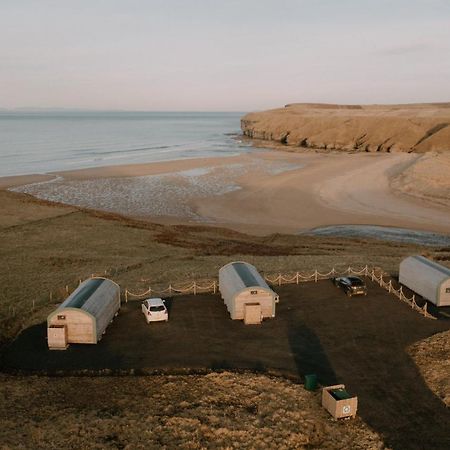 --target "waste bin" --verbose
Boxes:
[304,373,317,391]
